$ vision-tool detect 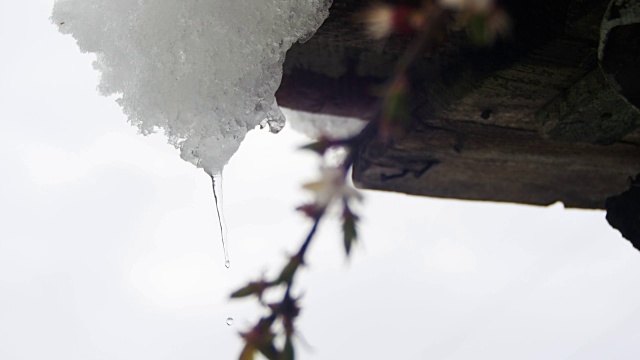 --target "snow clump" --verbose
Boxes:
[52,0,331,174]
